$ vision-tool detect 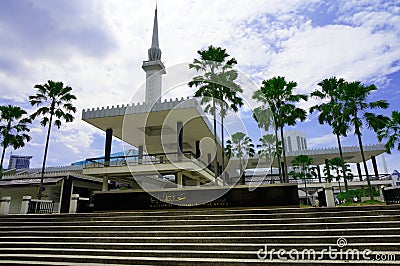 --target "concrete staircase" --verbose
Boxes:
[0,205,399,265]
